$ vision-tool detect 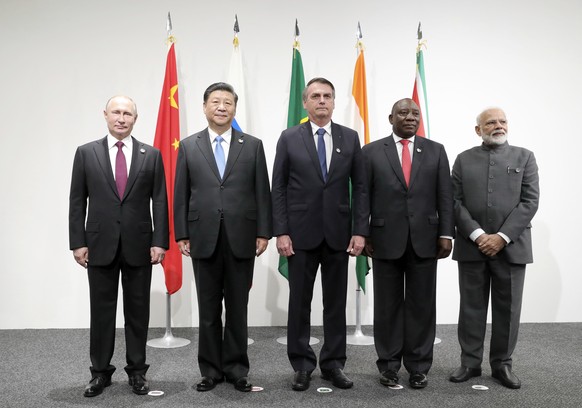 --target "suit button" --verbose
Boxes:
[220,186,224,190]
